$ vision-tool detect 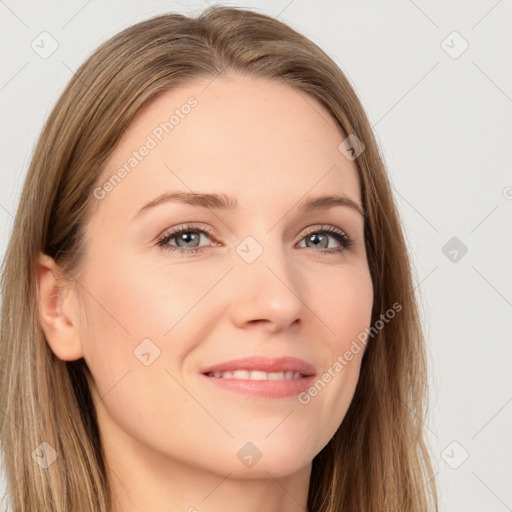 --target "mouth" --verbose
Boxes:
[200,355,316,378]
[200,356,316,399]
